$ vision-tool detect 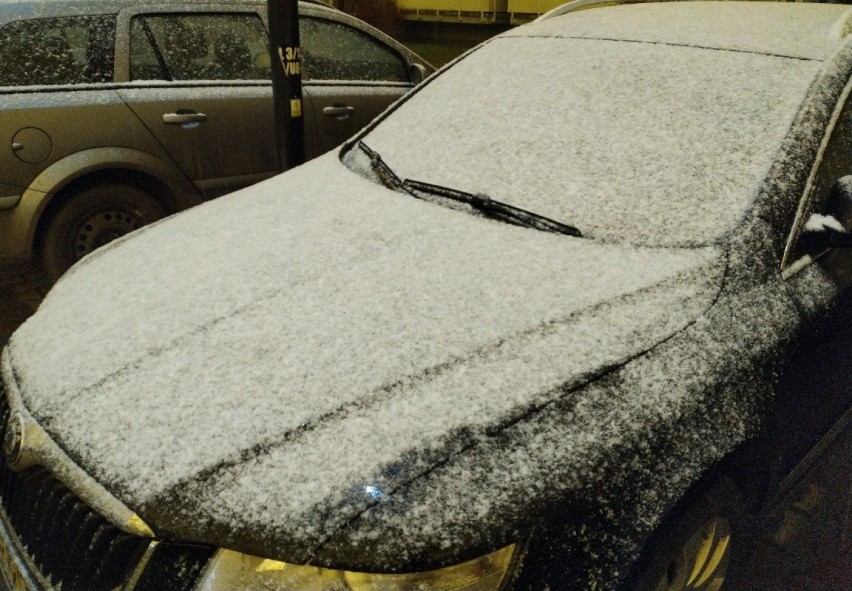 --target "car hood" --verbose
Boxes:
[5,154,727,566]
